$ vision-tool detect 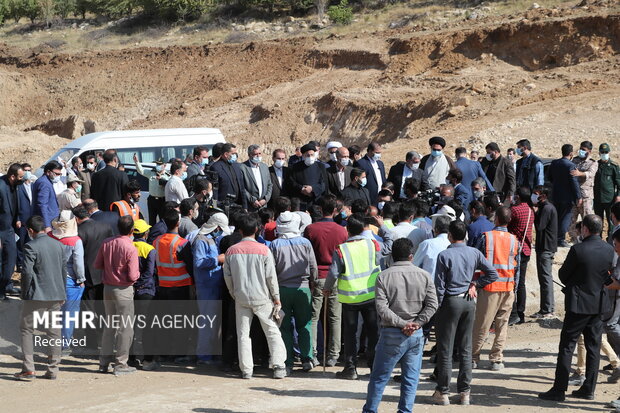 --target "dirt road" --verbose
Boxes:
[1,249,619,412]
